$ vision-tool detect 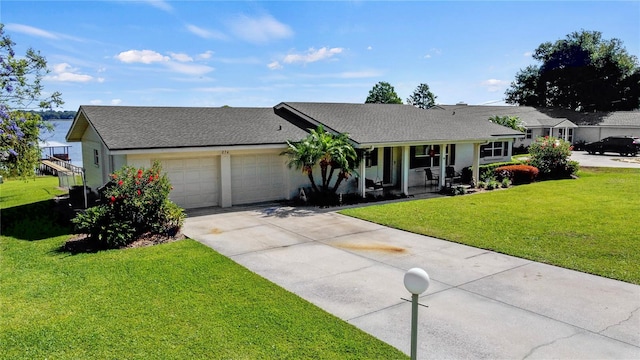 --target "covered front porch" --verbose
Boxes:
[355,142,485,198]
